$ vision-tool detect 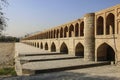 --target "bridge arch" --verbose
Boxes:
[48,31,51,38]
[97,16,104,35]
[60,42,68,54]
[51,42,56,52]
[75,42,84,57]
[56,29,59,38]
[54,29,56,38]
[46,32,48,39]
[106,13,115,35]
[60,27,63,38]
[51,30,53,38]
[69,24,74,37]
[45,42,48,50]
[97,43,115,61]
[40,42,43,49]
[37,42,39,48]
[64,26,68,37]
[75,23,79,37]
[34,42,36,47]
[80,21,84,36]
